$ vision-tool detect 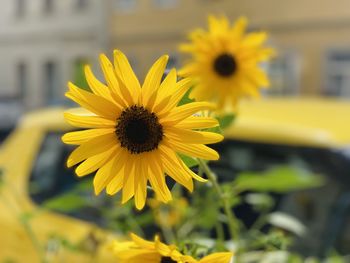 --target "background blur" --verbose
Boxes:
[2,0,350,132]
